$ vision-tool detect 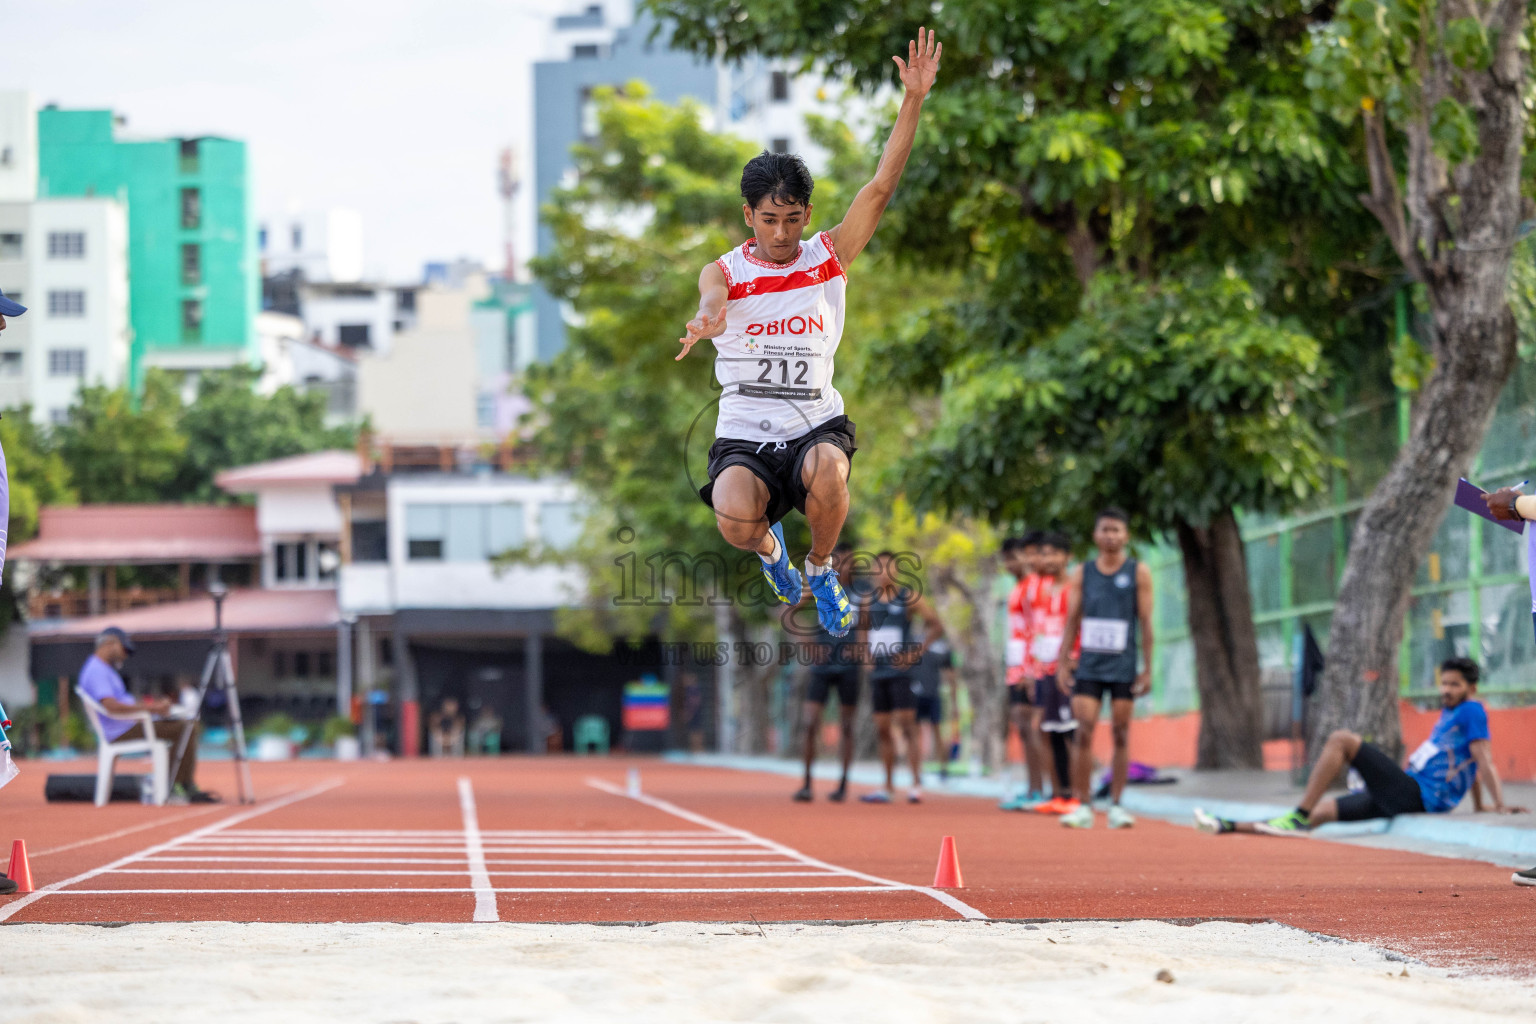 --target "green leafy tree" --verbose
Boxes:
[651,0,1374,765]
[55,370,186,504]
[0,407,76,634]
[175,365,355,503]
